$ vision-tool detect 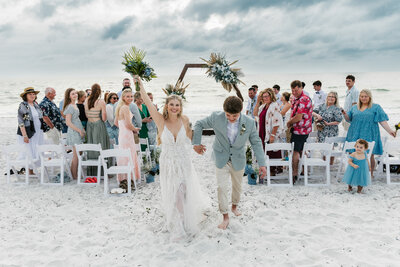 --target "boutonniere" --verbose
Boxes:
[240,123,246,135]
[23,113,30,121]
